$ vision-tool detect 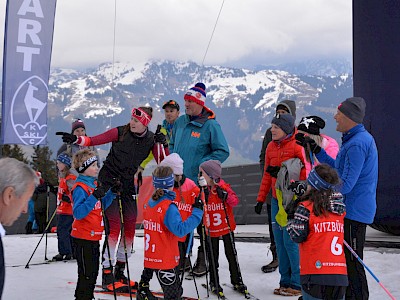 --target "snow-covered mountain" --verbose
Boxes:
[46,60,353,165]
